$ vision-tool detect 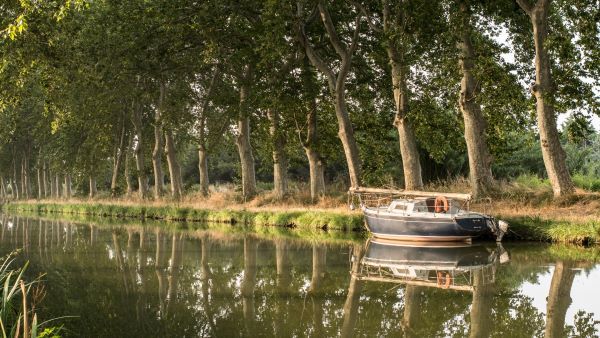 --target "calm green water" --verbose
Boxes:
[0,214,599,337]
